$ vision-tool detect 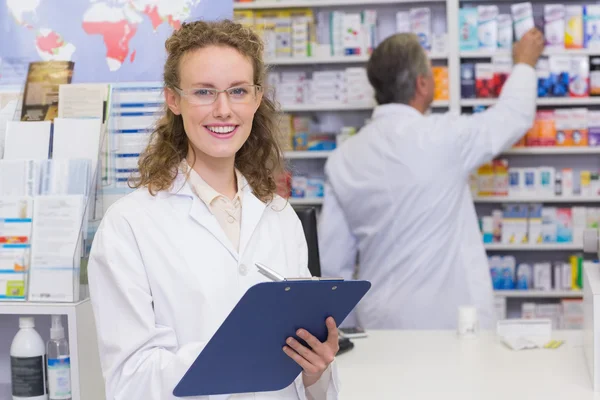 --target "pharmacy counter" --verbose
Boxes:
[335,330,600,400]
